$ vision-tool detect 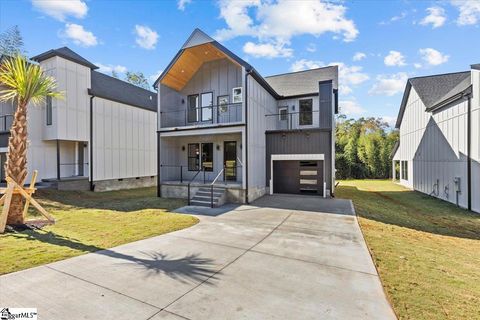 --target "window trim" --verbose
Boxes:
[187,94,199,123]
[299,98,313,126]
[278,107,288,121]
[46,96,53,126]
[200,91,213,122]
[187,143,200,171]
[232,87,242,103]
